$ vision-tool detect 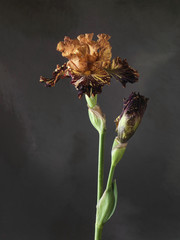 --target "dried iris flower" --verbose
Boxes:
[40,33,139,98]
